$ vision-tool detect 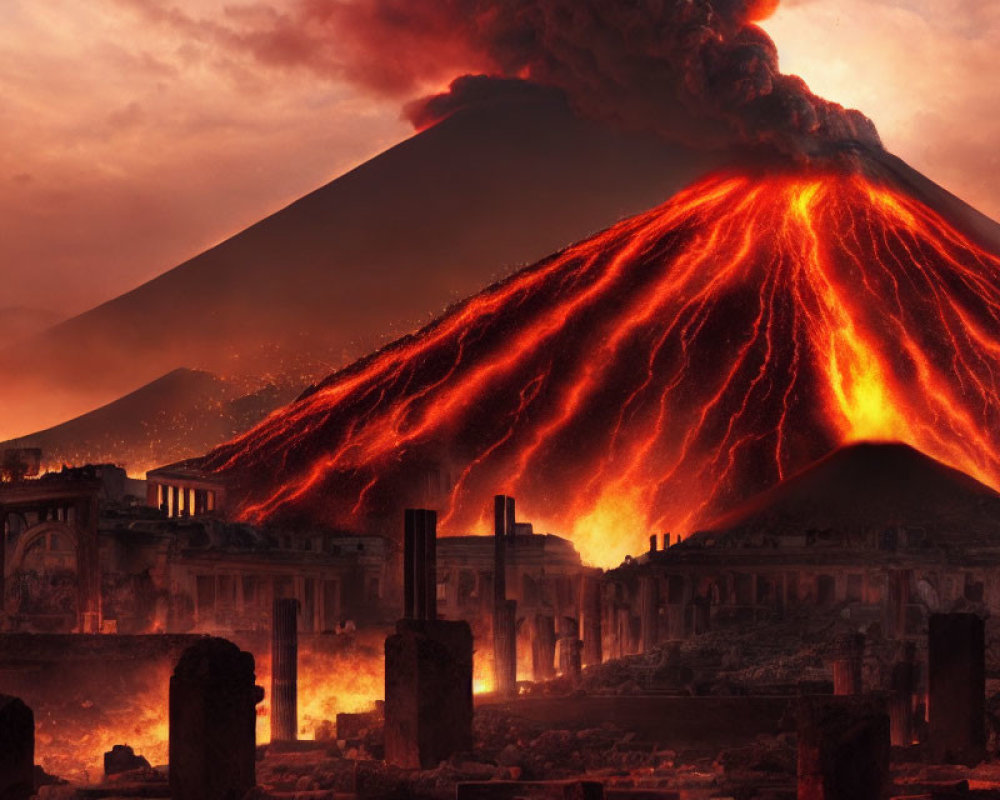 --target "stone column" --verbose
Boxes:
[169,638,259,800]
[271,598,299,742]
[929,613,985,765]
[493,496,516,697]
[403,510,416,619]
